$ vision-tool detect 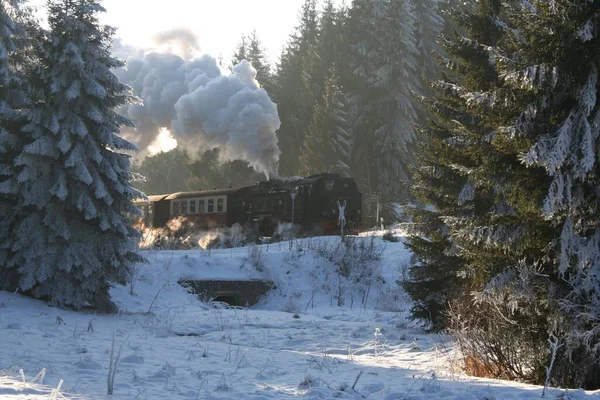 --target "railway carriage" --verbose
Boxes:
[166,188,238,229]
